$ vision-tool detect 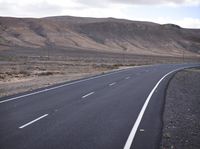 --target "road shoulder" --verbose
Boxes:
[160,68,200,149]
